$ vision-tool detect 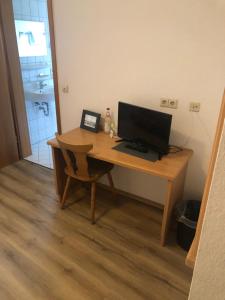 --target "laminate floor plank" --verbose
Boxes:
[0,161,192,300]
